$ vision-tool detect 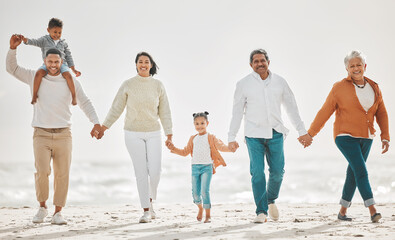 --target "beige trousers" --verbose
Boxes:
[33,127,72,207]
